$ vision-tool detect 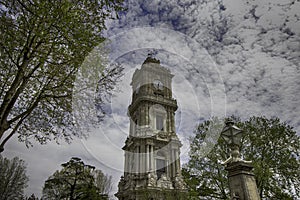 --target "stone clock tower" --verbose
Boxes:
[115,57,187,200]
